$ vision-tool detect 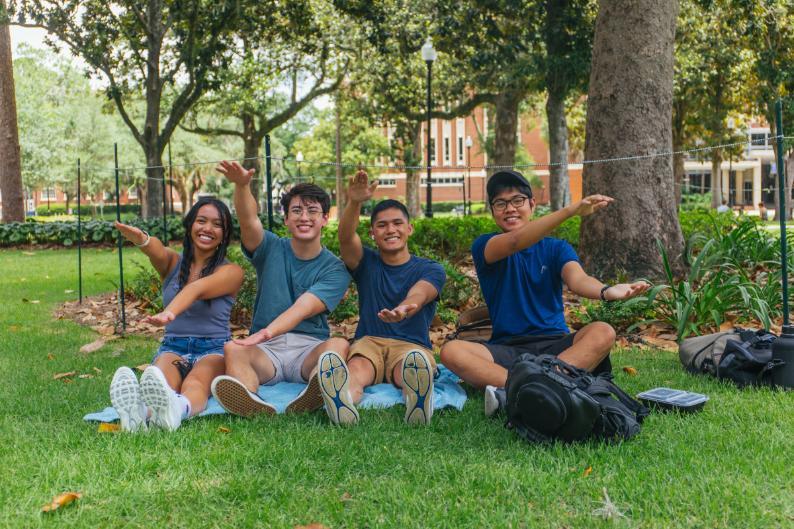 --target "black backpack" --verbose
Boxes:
[505,354,649,444]
[679,329,784,388]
